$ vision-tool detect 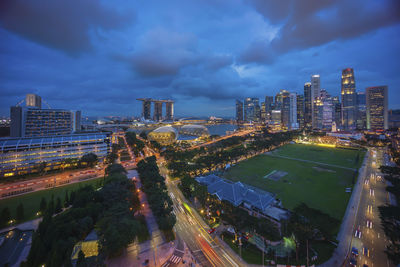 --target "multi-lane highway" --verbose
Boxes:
[347,148,394,267]
[160,165,245,267]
